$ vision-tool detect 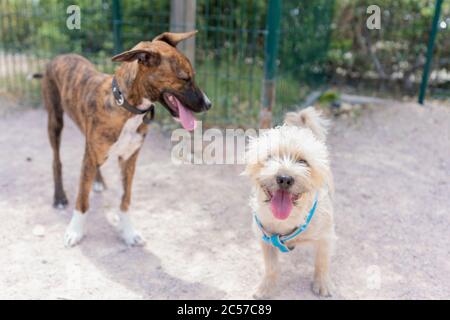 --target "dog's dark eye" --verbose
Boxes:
[177,71,190,82]
[296,159,308,165]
